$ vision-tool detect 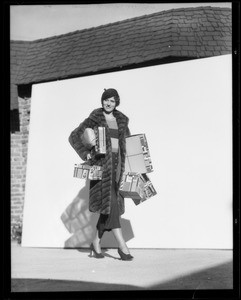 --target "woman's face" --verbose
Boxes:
[102,97,116,113]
